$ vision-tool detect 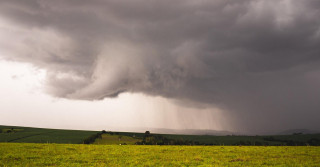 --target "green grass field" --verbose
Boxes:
[0,125,98,144]
[94,134,141,145]
[0,143,319,166]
